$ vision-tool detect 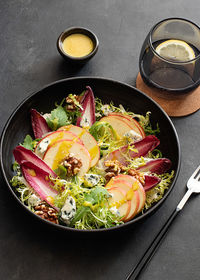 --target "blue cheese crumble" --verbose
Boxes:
[123,130,142,142]
[37,138,50,157]
[84,174,101,187]
[60,196,76,225]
